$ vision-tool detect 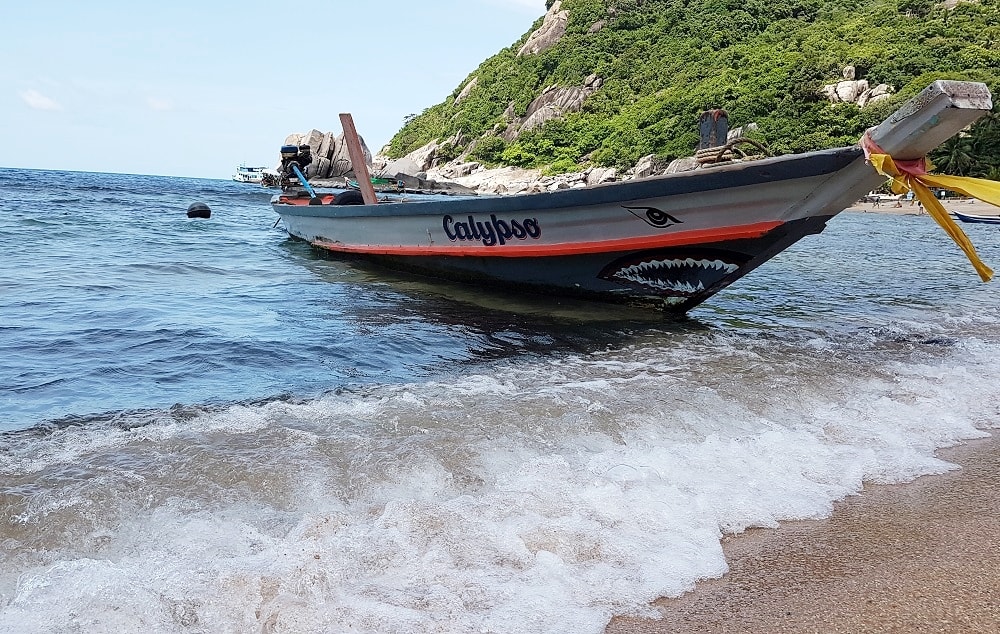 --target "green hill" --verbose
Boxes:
[385,0,1000,178]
